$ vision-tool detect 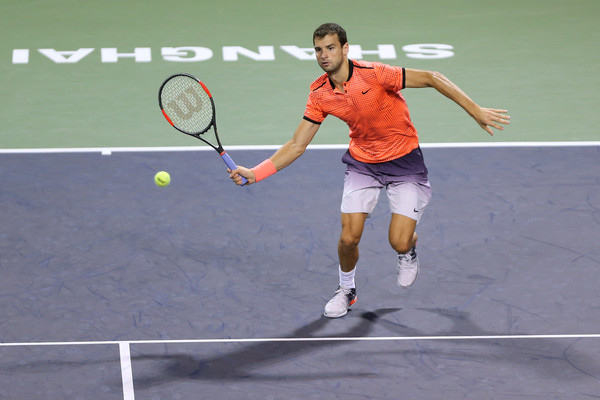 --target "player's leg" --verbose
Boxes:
[323,212,366,319]
[389,214,420,287]
[389,213,418,254]
[338,212,368,273]
[387,181,432,287]
[337,170,382,277]
[324,171,380,318]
